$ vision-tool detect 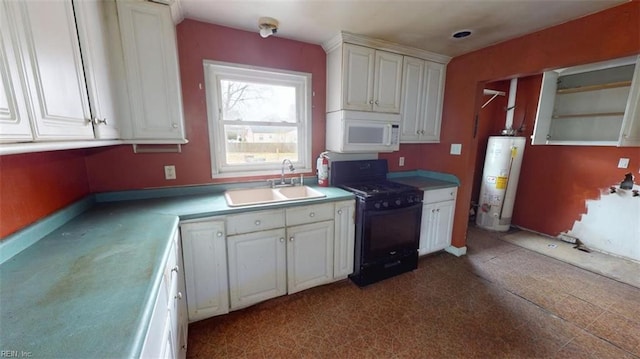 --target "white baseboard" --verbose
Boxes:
[445,245,467,257]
